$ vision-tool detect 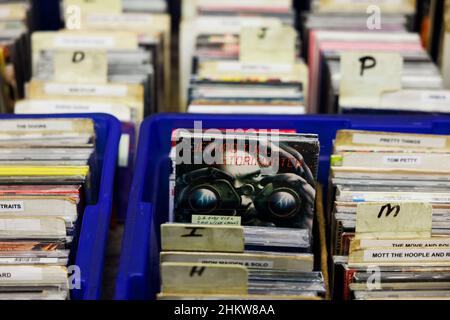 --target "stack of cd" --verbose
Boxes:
[0,1,31,112]
[302,0,450,115]
[313,31,447,114]
[158,127,326,299]
[15,3,171,217]
[13,31,140,219]
[57,0,171,115]
[158,224,326,300]
[180,0,308,114]
[329,129,450,300]
[0,118,95,300]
